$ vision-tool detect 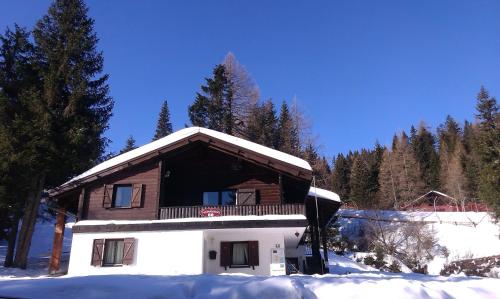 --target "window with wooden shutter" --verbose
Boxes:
[220,242,231,269]
[122,238,135,265]
[91,239,105,266]
[237,189,256,205]
[248,241,259,269]
[131,184,143,208]
[103,185,113,208]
